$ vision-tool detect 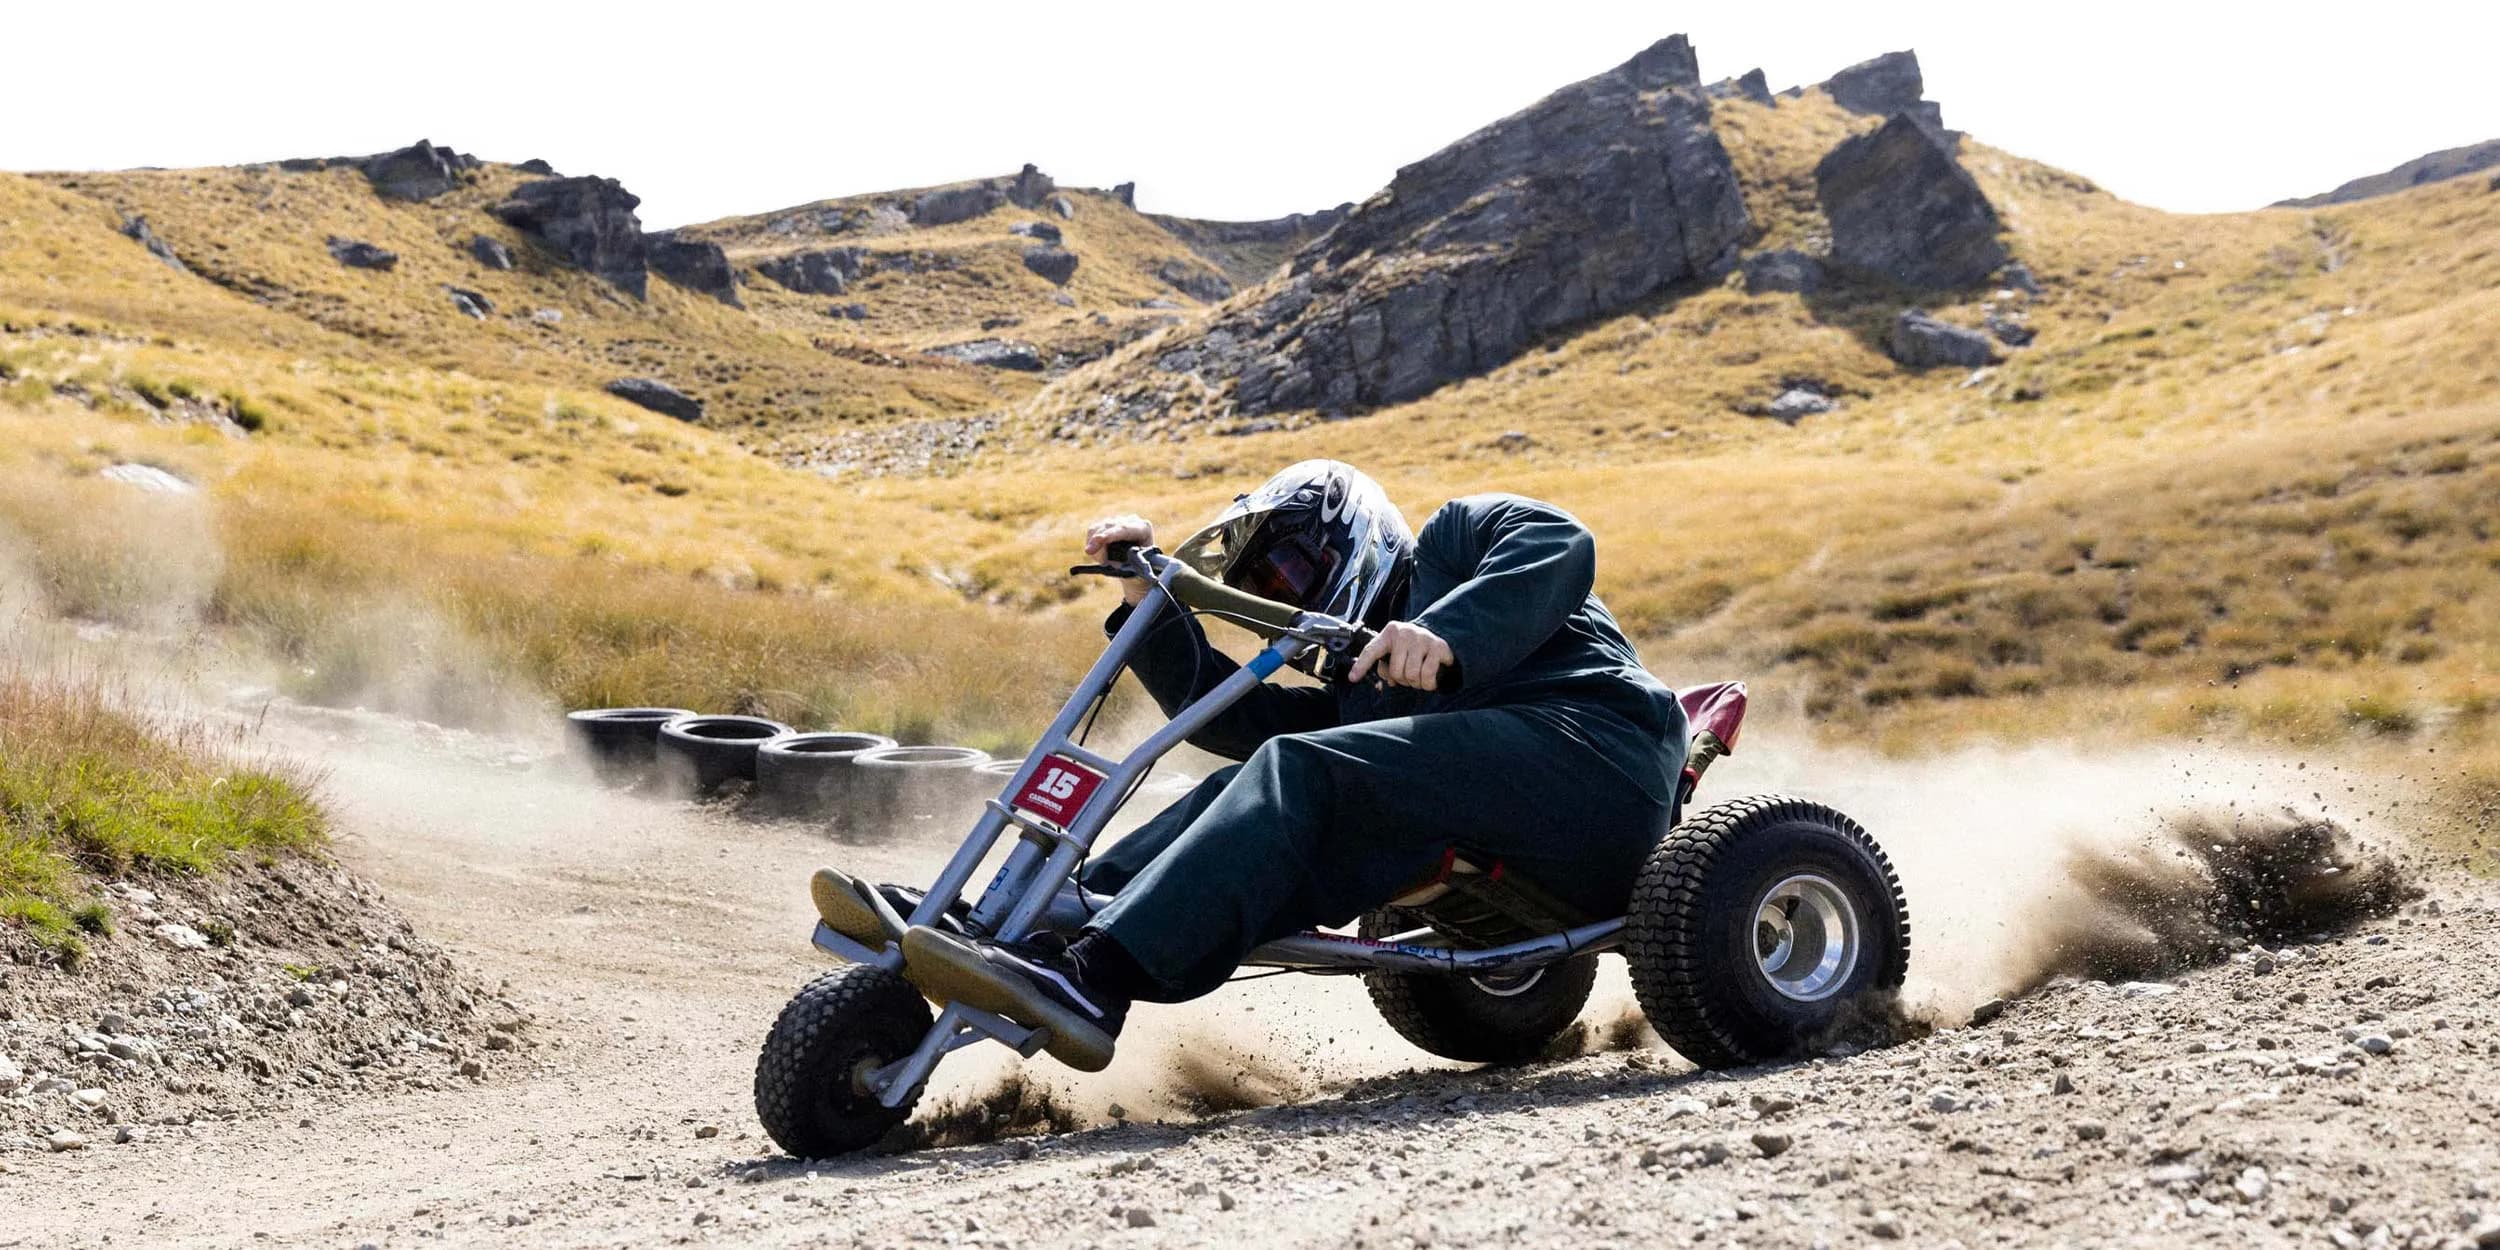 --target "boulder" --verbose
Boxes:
[1135,35,1749,420]
[828,302,871,320]
[1824,51,1925,119]
[492,177,649,298]
[1112,182,1136,208]
[1768,388,1834,421]
[1009,220,1063,243]
[929,339,1045,371]
[912,182,1008,226]
[326,237,399,270]
[1888,309,1999,368]
[1022,244,1080,286]
[1996,260,2042,294]
[1986,312,2035,346]
[120,214,187,273]
[516,158,557,176]
[754,248,864,295]
[1741,249,1824,295]
[1050,195,1076,219]
[1155,258,1233,302]
[1009,164,1055,209]
[605,377,703,421]
[1815,115,2006,288]
[445,287,493,319]
[469,235,514,270]
[363,140,469,202]
[645,232,744,307]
